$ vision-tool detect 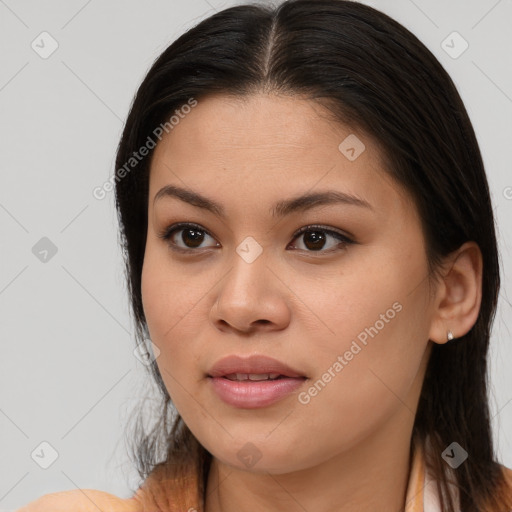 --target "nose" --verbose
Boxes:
[209,247,291,335]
